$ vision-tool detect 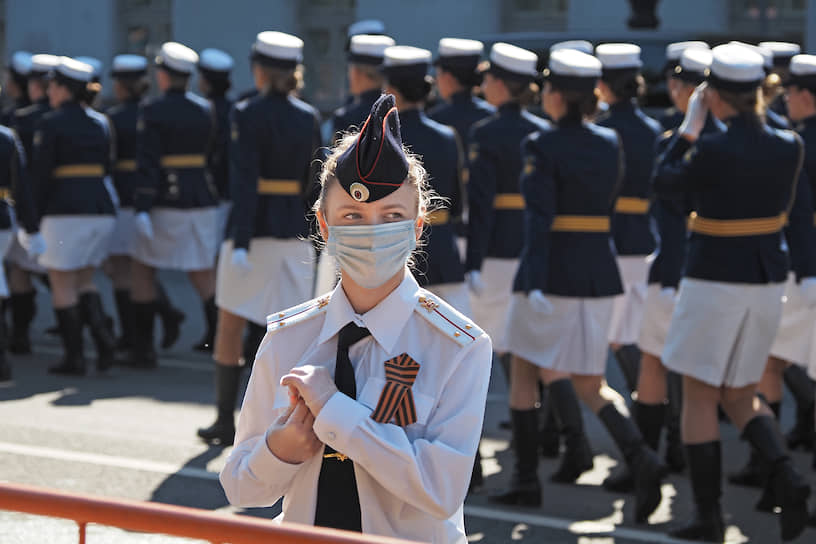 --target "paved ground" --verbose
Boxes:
[0,270,815,543]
